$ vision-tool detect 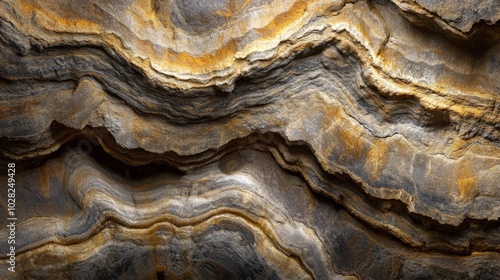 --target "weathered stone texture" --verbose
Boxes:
[0,0,499,279]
